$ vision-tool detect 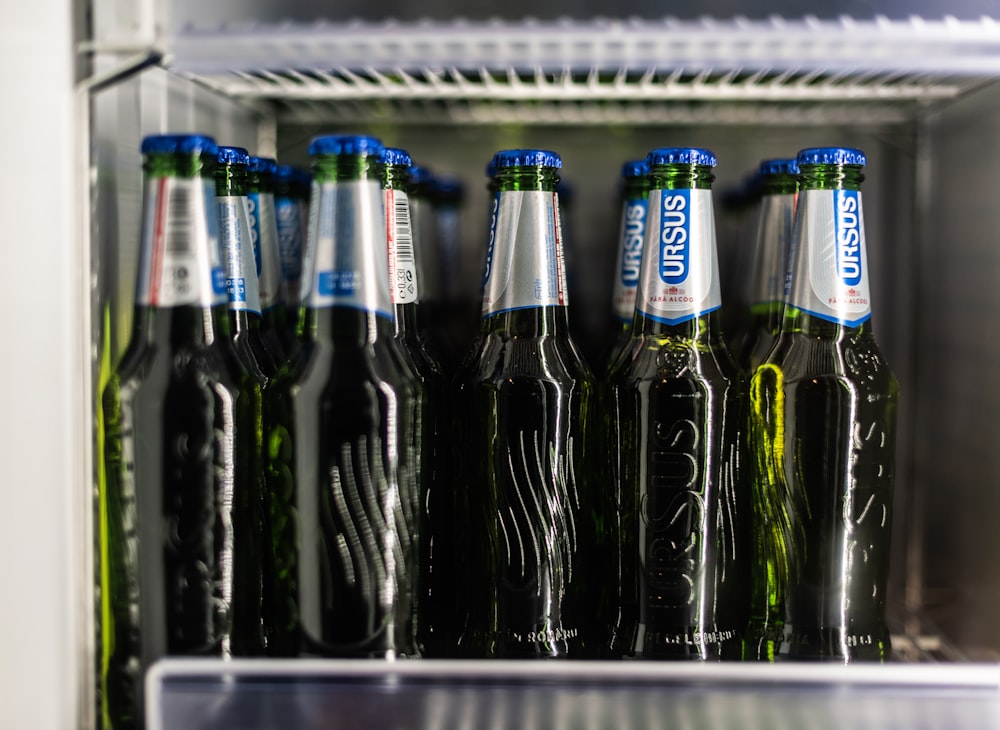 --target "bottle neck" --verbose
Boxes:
[382,165,423,311]
[632,174,722,339]
[303,154,395,330]
[784,163,872,335]
[216,191,263,316]
[748,187,797,313]
[135,160,228,321]
[611,183,650,324]
[480,169,567,326]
